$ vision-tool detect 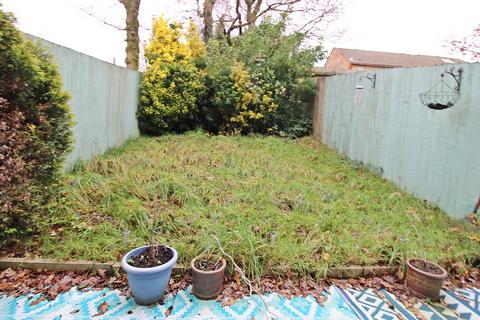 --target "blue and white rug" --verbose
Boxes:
[1,285,479,319]
[0,285,356,320]
[336,286,480,320]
